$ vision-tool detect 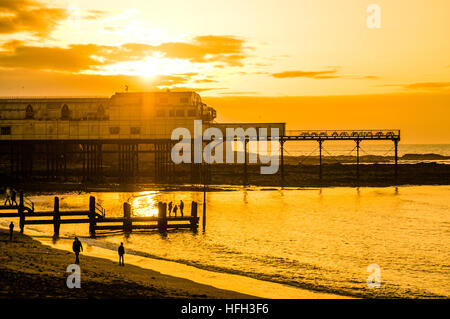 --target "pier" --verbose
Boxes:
[0,192,199,237]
